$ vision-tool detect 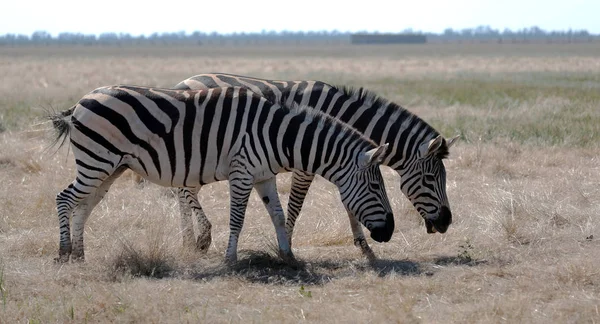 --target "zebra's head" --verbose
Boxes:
[338,143,395,243]
[400,135,460,234]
